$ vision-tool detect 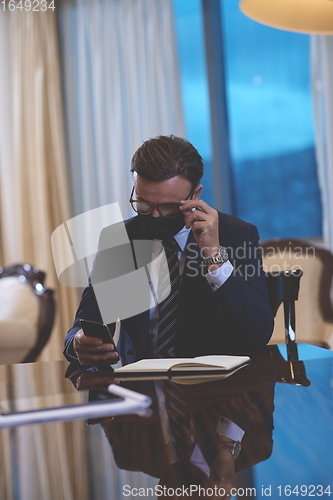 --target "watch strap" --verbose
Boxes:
[203,246,229,266]
[218,439,241,459]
